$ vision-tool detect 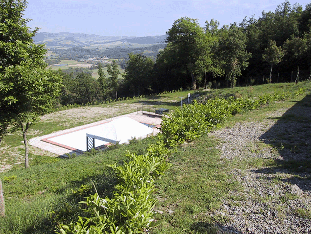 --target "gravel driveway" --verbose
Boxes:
[209,98,311,233]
